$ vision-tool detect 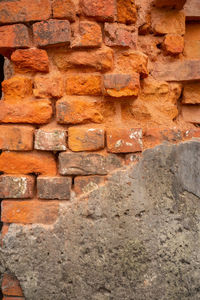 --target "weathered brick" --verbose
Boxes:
[0,175,34,199]
[162,34,184,55]
[33,19,71,47]
[1,200,59,224]
[2,274,23,297]
[0,24,30,53]
[59,153,108,175]
[116,50,148,78]
[184,128,200,139]
[0,152,57,175]
[68,127,105,151]
[154,0,186,9]
[56,97,104,124]
[33,74,64,99]
[37,176,71,200]
[80,0,116,22]
[35,128,67,151]
[152,60,200,81]
[182,105,200,124]
[0,224,9,247]
[184,0,200,20]
[74,175,106,195]
[117,0,137,24]
[107,128,142,153]
[182,83,200,104]
[11,49,49,73]
[144,128,182,148]
[104,23,137,48]
[71,21,102,48]
[53,47,113,72]
[2,76,32,101]
[3,297,25,300]
[52,0,76,22]
[0,0,51,24]
[103,73,140,97]
[0,125,34,151]
[151,8,185,35]
[66,74,102,95]
[0,99,53,124]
